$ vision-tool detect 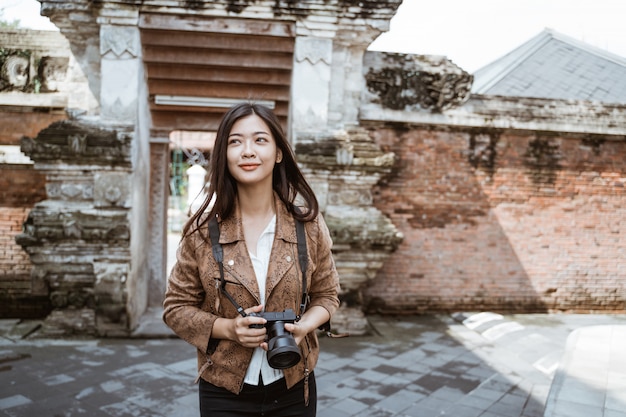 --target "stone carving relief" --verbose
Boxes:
[1,55,29,89]
[295,37,332,65]
[94,172,131,208]
[291,37,333,131]
[68,134,87,154]
[104,97,136,121]
[20,120,132,165]
[100,26,139,58]
[0,50,68,92]
[46,174,94,201]
[363,51,473,112]
[62,214,82,238]
[38,56,69,92]
[99,26,140,122]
